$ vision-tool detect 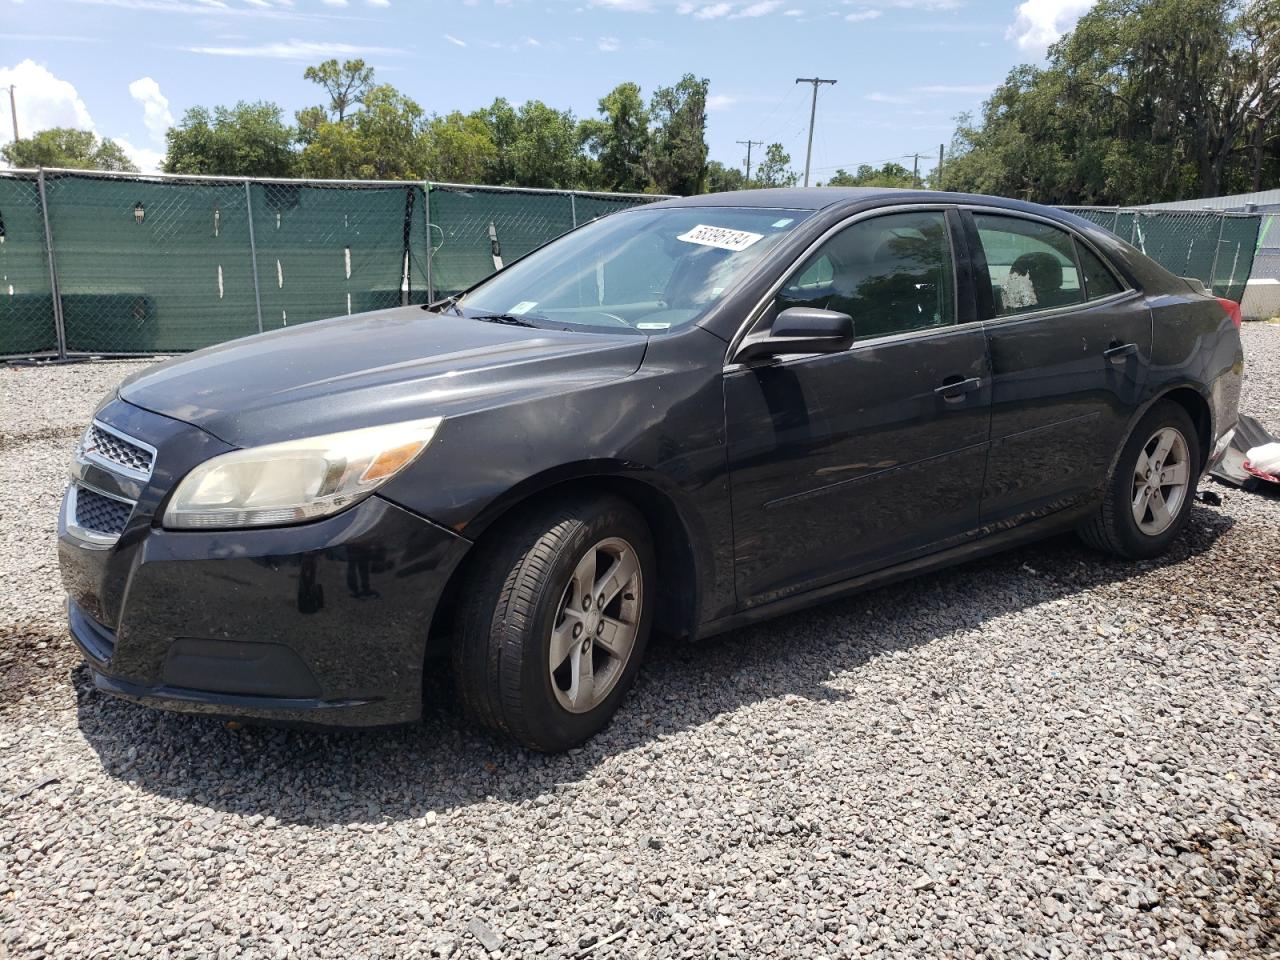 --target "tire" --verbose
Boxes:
[452,494,655,752]
[1078,400,1200,560]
